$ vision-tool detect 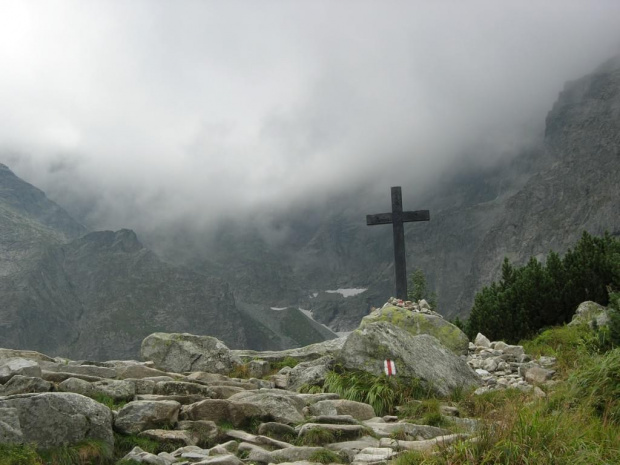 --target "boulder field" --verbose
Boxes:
[0,300,559,464]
